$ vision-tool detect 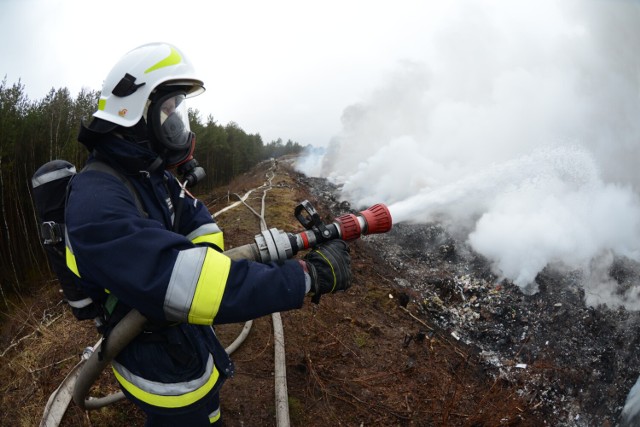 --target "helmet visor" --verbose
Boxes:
[153,92,191,150]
